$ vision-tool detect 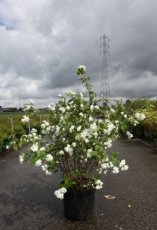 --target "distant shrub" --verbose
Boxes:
[124,99,157,111]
